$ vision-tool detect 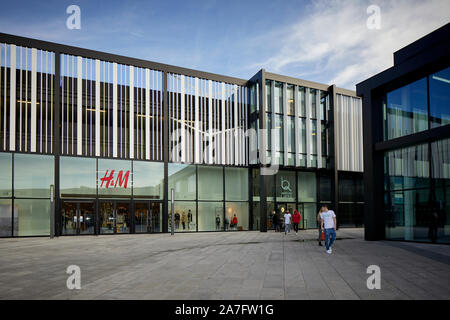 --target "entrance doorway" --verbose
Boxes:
[99,201,131,234]
[134,202,162,233]
[61,201,95,235]
[276,202,301,228]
